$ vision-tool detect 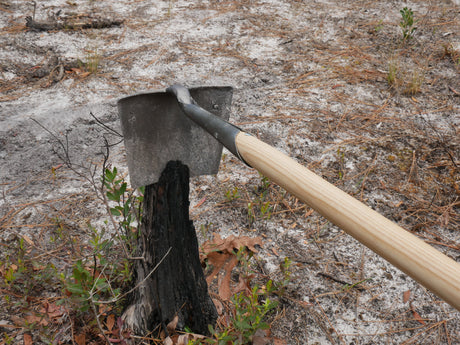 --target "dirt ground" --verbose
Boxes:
[1,0,459,344]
